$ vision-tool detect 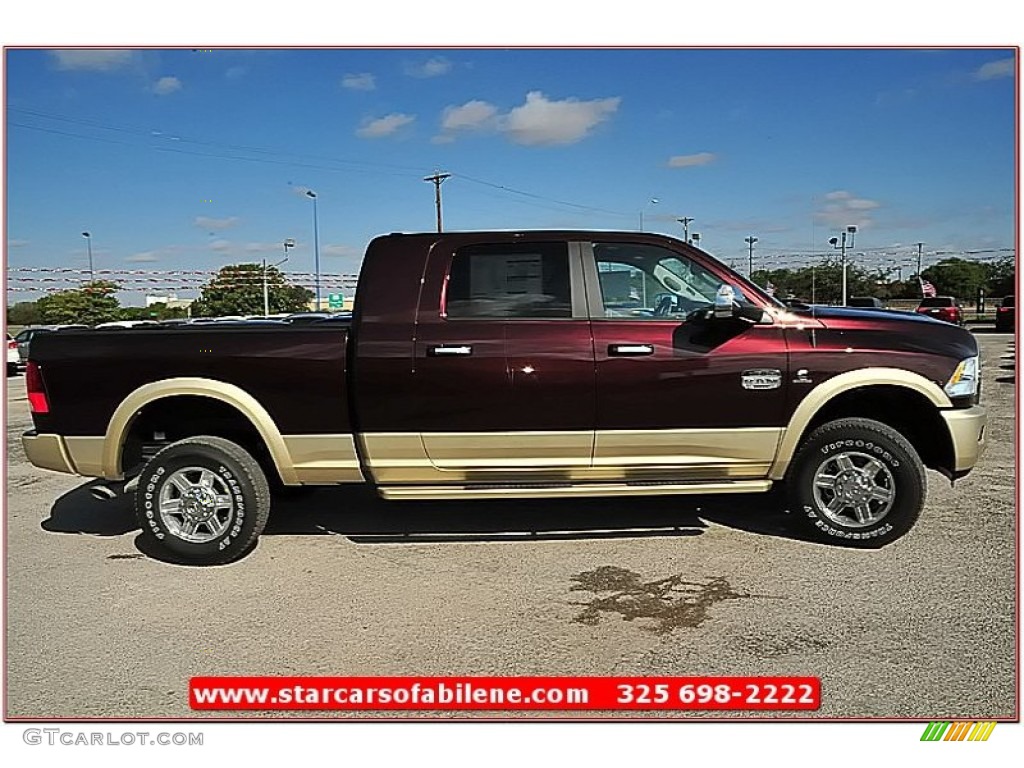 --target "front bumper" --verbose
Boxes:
[941,406,987,474]
[22,432,78,475]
